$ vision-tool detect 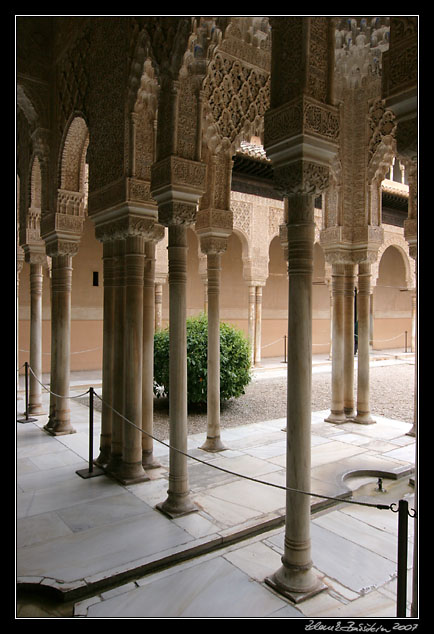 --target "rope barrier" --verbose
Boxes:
[19,347,102,355]
[19,362,416,516]
[27,364,91,400]
[18,360,417,617]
